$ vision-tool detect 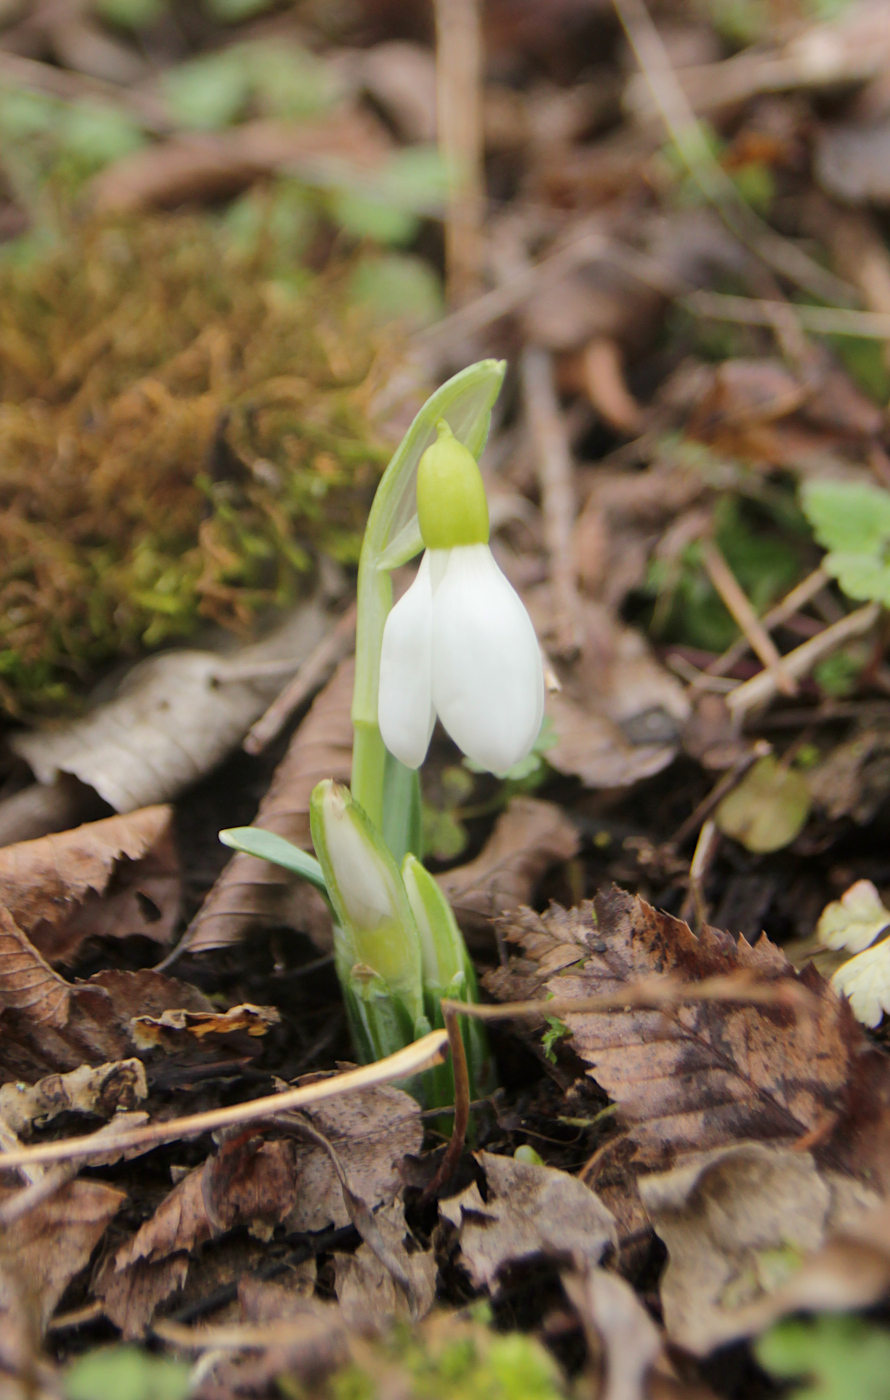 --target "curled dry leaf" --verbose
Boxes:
[182,657,355,957]
[0,1058,147,1137]
[12,605,328,813]
[0,806,179,965]
[130,1003,280,1052]
[438,1151,615,1293]
[0,1180,124,1330]
[639,1142,881,1356]
[101,1081,421,1335]
[437,797,579,937]
[486,888,864,1166]
[335,1200,437,1327]
[563,1267,666,1400]
[0,906,71,1028]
